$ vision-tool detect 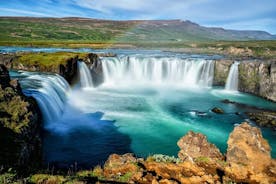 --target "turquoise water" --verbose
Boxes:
[70,85,276,158]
